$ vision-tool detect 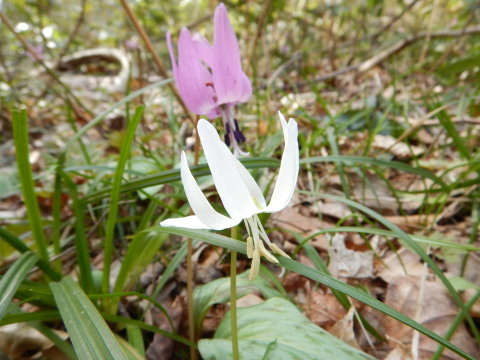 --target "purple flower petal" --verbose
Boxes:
[212,3,251,105]
[167,29,217,116]
[192,34,214,68]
